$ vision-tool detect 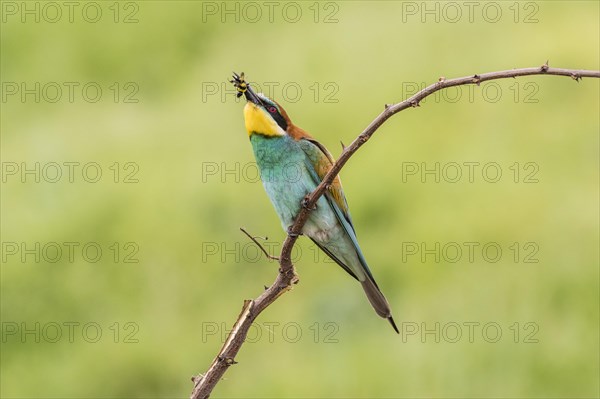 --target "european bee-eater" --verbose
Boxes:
[231,72,398,333]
